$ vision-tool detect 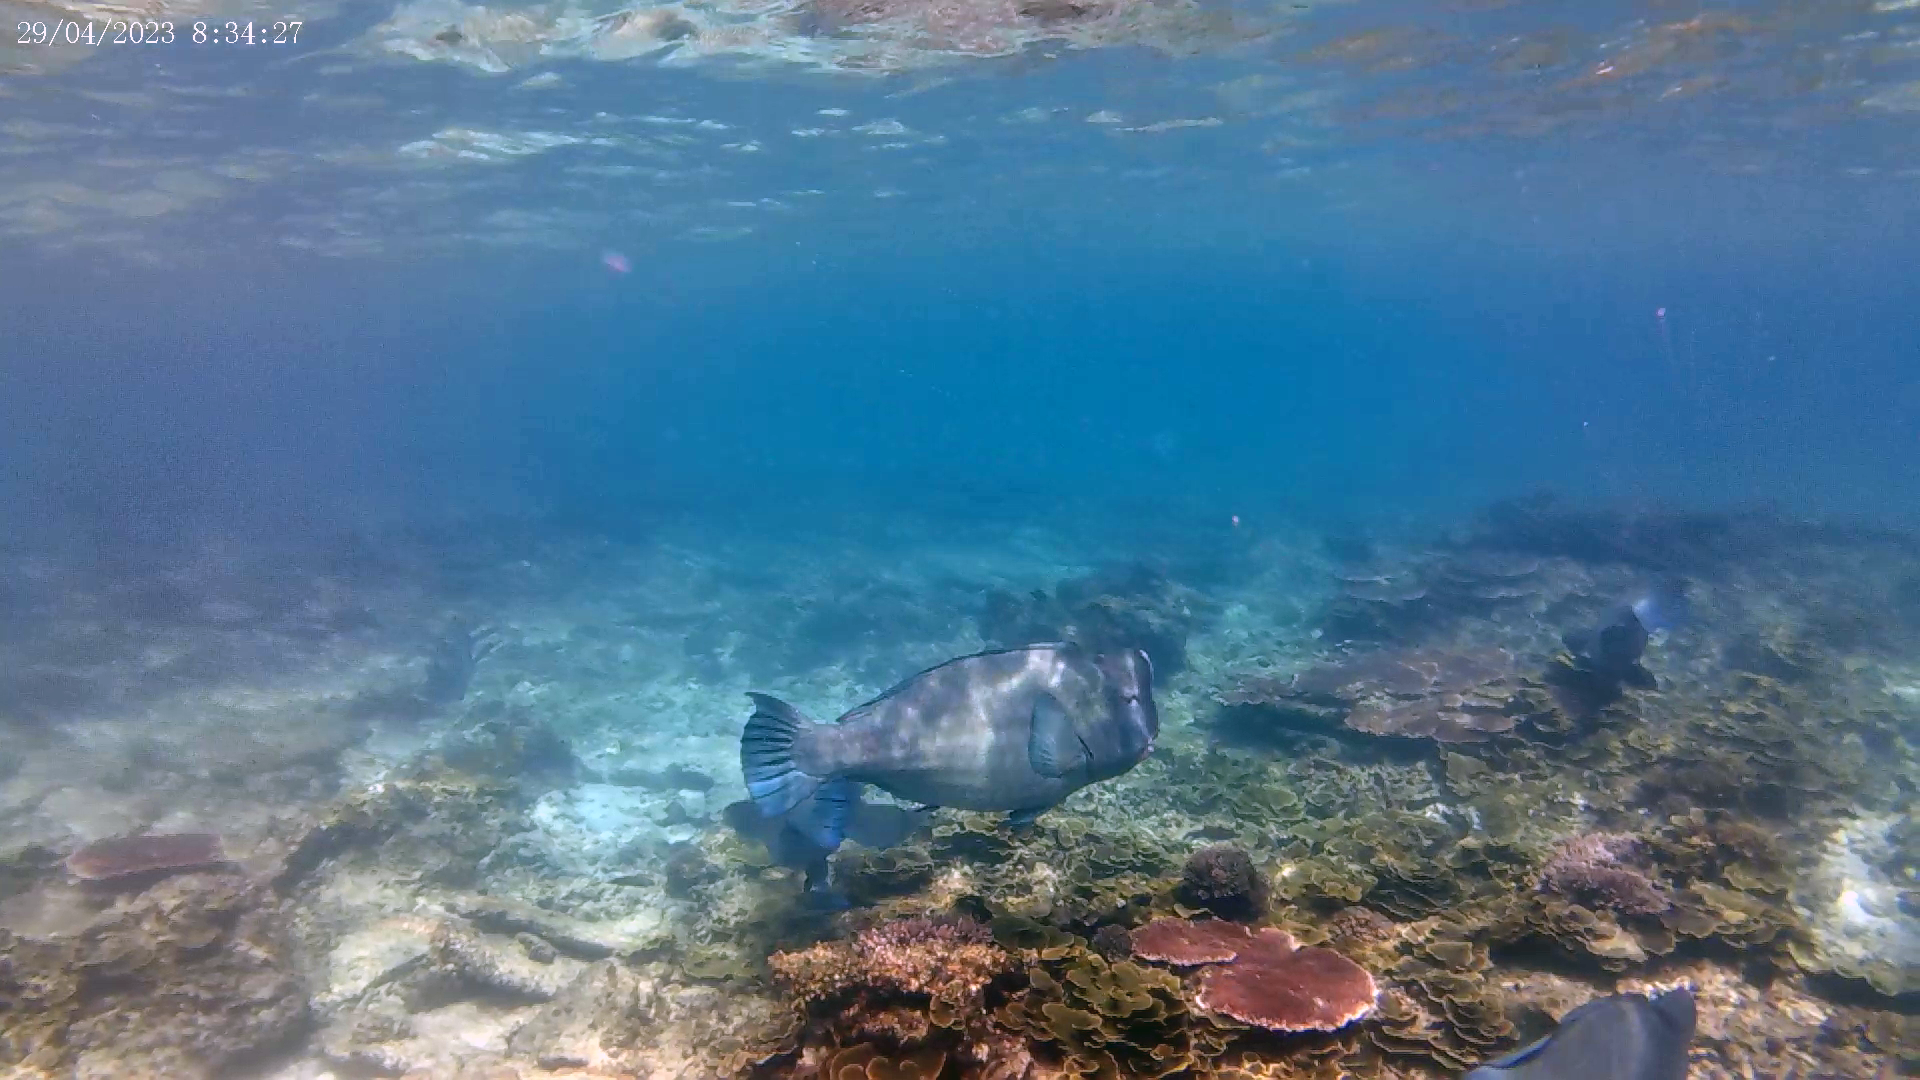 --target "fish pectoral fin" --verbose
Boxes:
[1465,1030,1553,1075]
[1029,692,1089,778]
[790,778,858,851]
[1006,807,1046,827]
